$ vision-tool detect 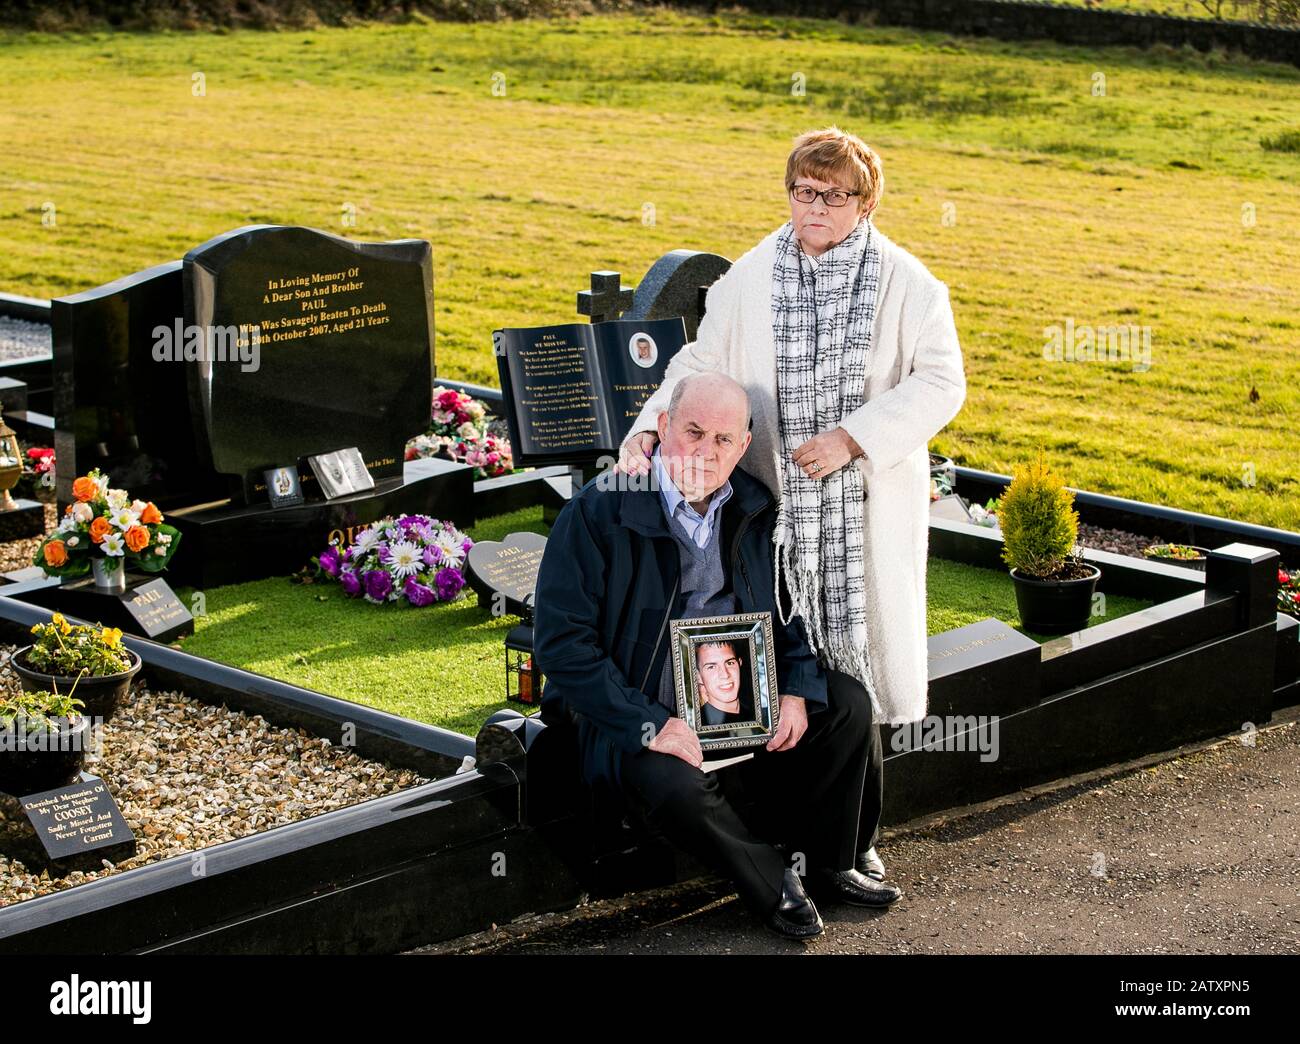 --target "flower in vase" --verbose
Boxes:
[102,532,126,556]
